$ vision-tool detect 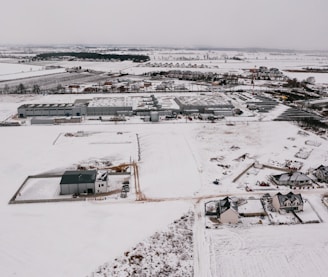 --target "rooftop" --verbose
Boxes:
[87,97,133,108]
[176,95,233,107]
[60,170,97,185]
